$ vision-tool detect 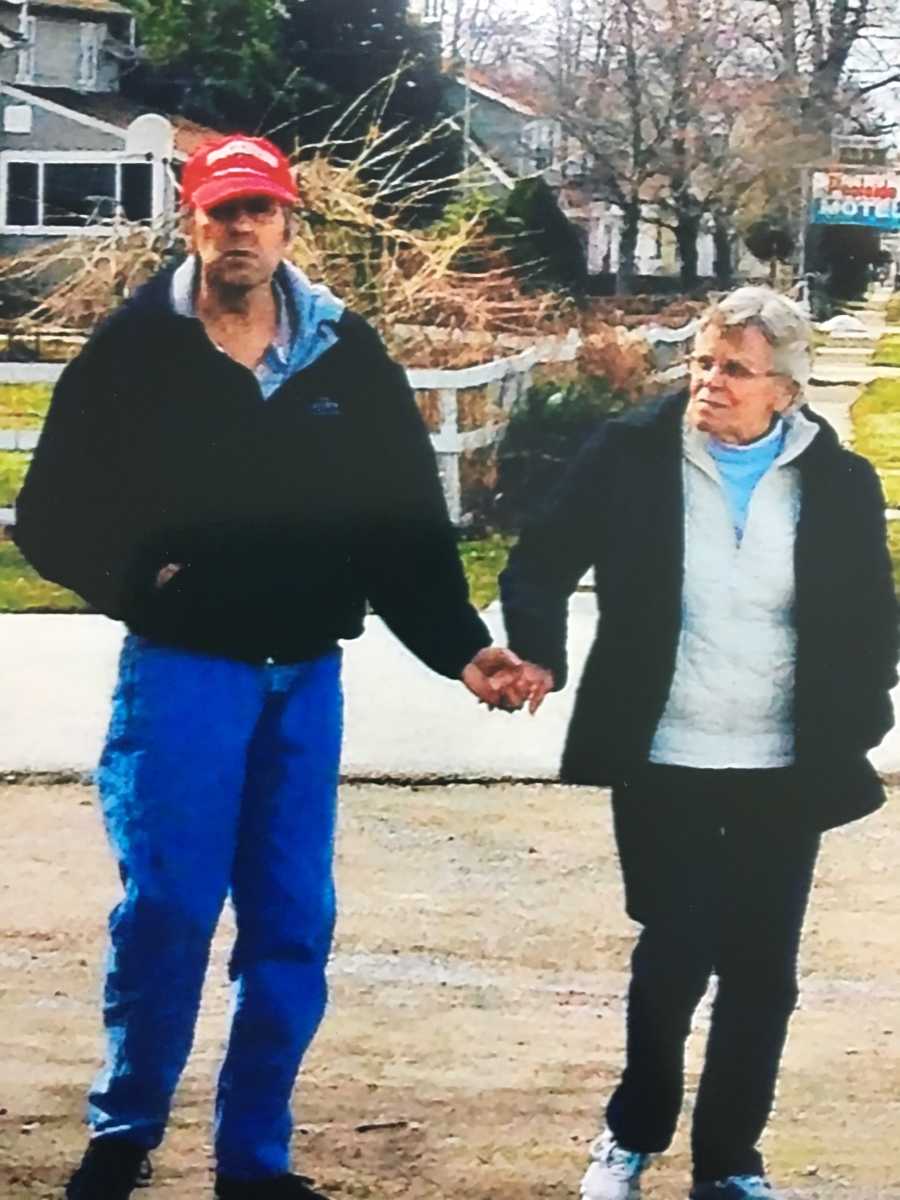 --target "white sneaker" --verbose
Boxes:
[580,1128,651,1200]
[690,1176,784,1200]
